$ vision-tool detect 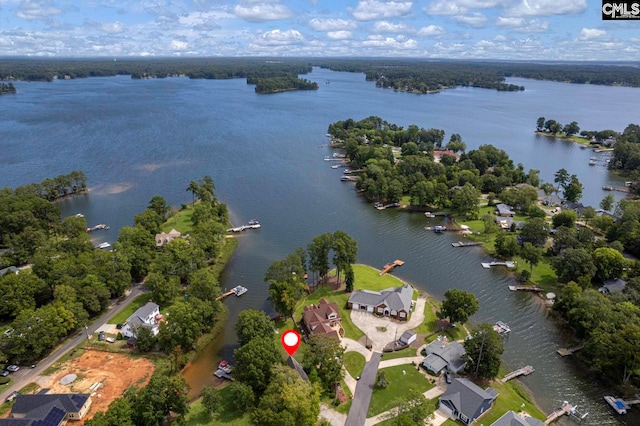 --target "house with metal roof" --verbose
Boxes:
[439,378,498,425]
[347,284,413,320]
[5,393,92,424]
[496,204,515,217]
[491,411,544,426]
[598,278,627,295]
[0,266,19,277]
[422,340,467,374]
[121,301,160,339]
